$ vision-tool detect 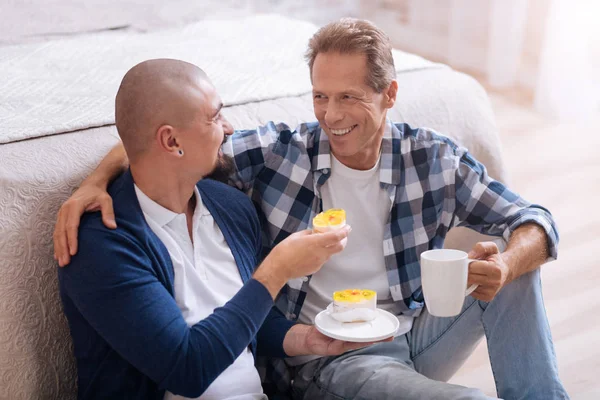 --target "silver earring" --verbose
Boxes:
[178,149,184,156]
